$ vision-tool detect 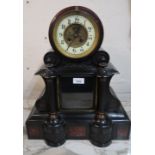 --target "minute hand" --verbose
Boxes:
[65,37,76,52]
[65,25,81,51]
